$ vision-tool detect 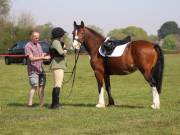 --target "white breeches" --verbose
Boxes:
[52,69,64,88]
